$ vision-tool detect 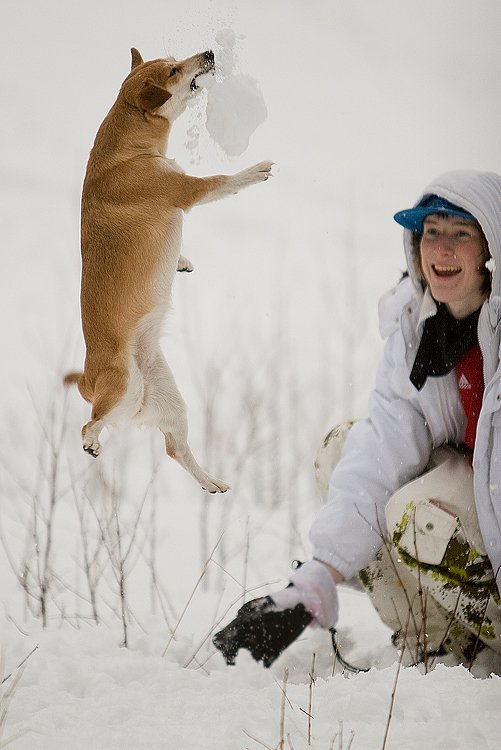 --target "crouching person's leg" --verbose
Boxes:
[360,445,501,665]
